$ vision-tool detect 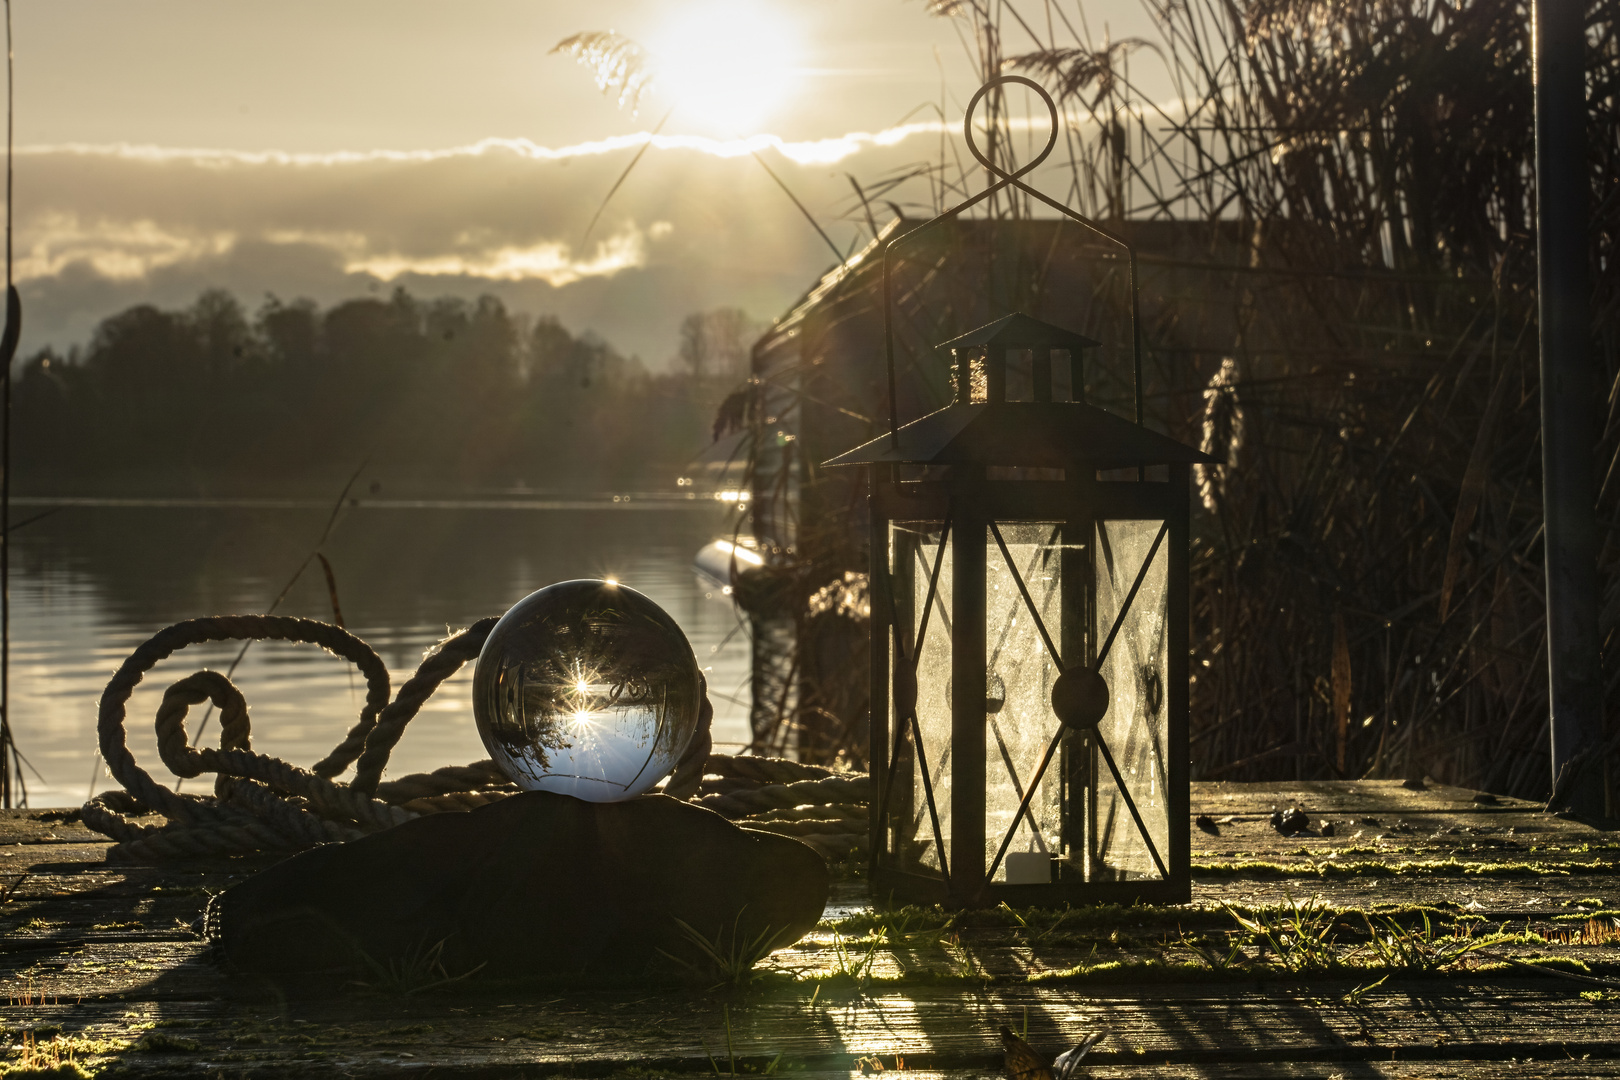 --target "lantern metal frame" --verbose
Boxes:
[824,75,1215,907]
